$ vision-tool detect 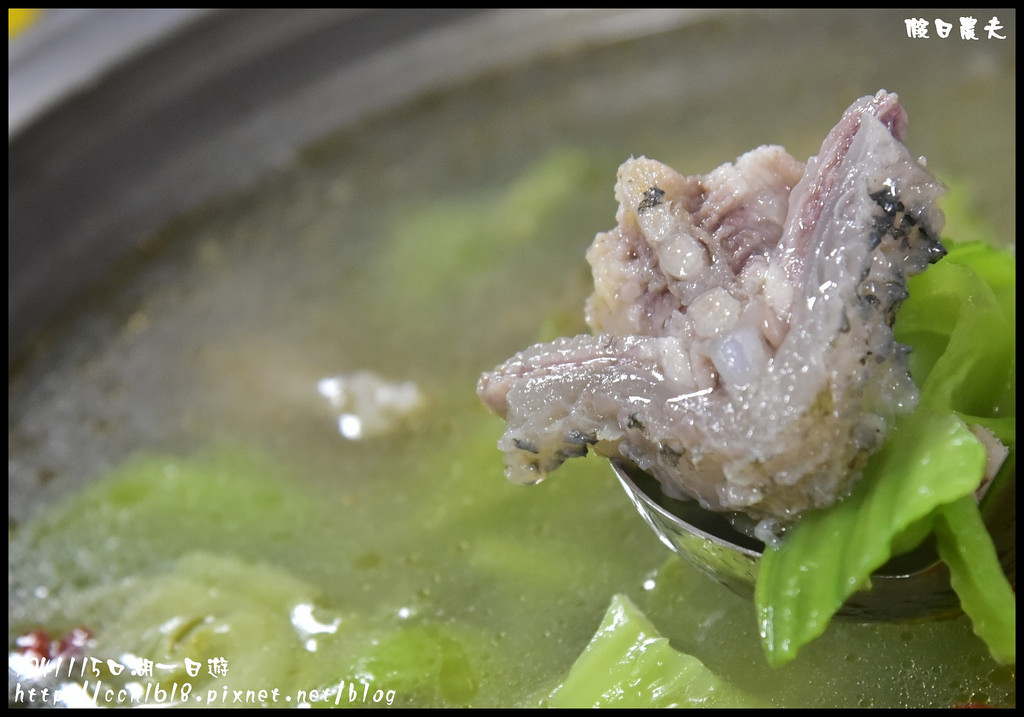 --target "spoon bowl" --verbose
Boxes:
[612,459,972,621]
